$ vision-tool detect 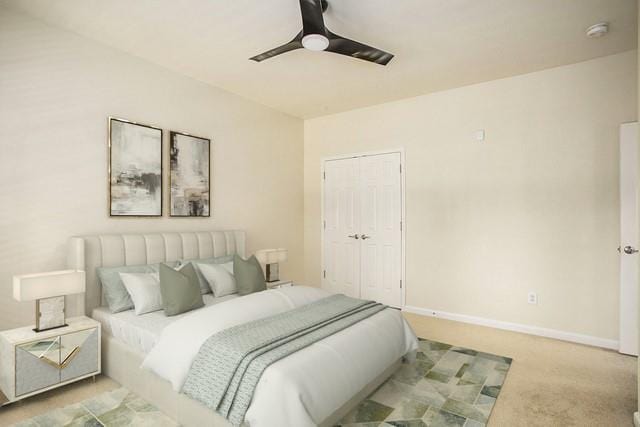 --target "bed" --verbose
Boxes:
[67,230,418,426]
